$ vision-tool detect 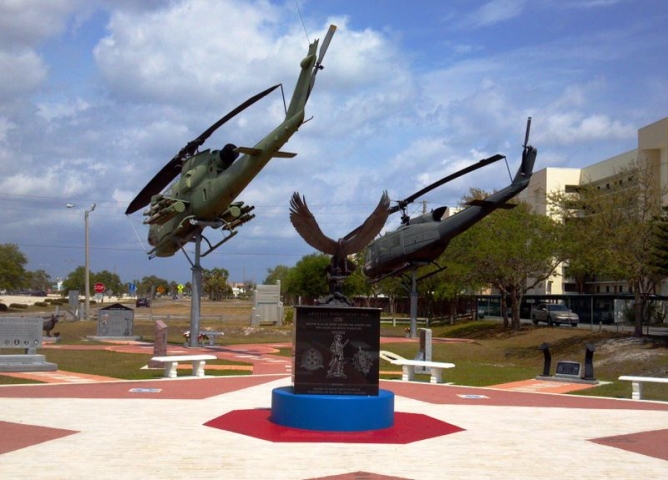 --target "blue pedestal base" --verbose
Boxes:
[271,386,395,432]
